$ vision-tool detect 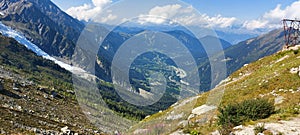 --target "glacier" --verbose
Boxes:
[0,21,86,74]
